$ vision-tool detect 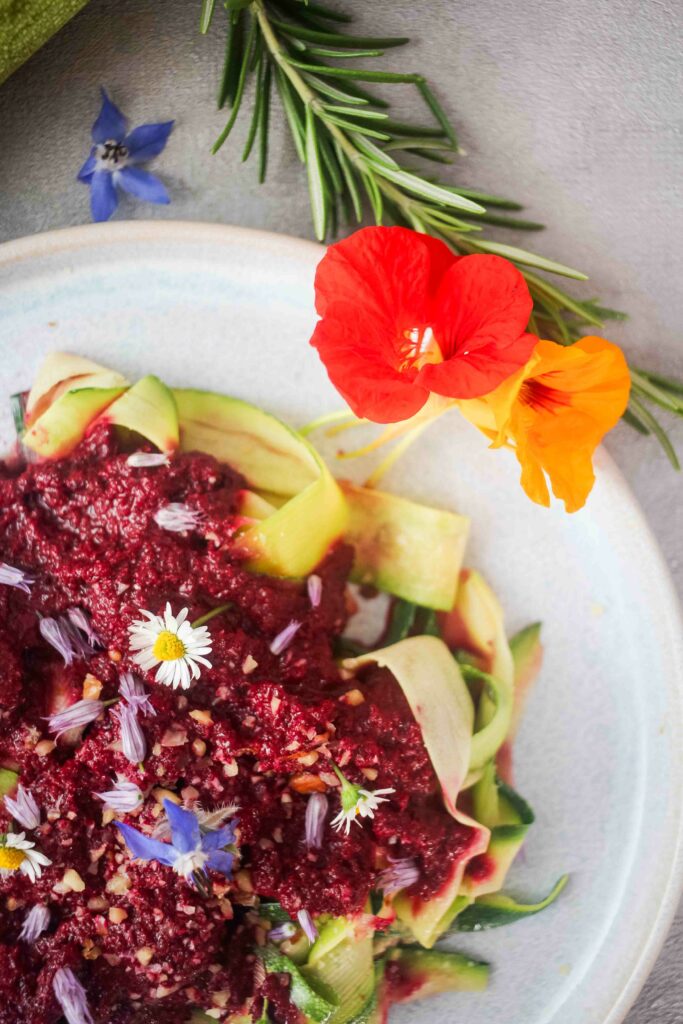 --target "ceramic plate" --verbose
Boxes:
[1,221,682,1024]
